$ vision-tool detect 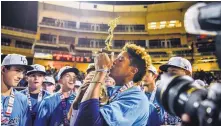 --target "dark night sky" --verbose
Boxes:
[1,1,172,32]
[1,1,38,31]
